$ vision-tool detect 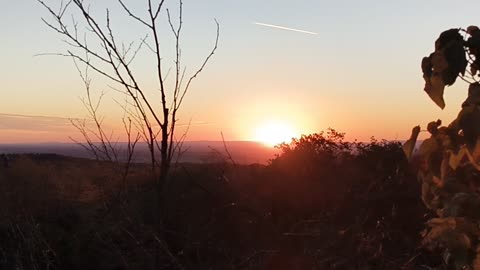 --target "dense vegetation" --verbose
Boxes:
[0,130,436,269]
[407,26,480,270]
[30,1,479,269]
